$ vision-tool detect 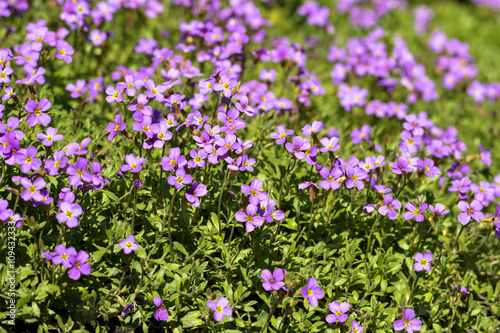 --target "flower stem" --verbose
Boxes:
[161,188,178,261]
